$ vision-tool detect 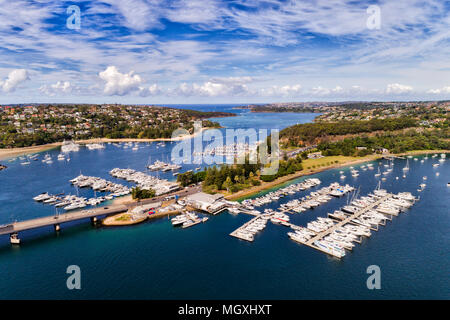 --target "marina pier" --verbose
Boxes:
[0,205,128,244]
[303,194,392,258]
